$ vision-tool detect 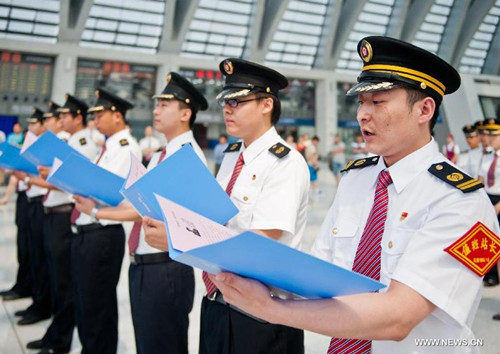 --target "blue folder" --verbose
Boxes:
[47,152,124,206]
[21,131,86,167]
[159,197,385,299]
[121,144,238,224]
[0,142,39,175]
